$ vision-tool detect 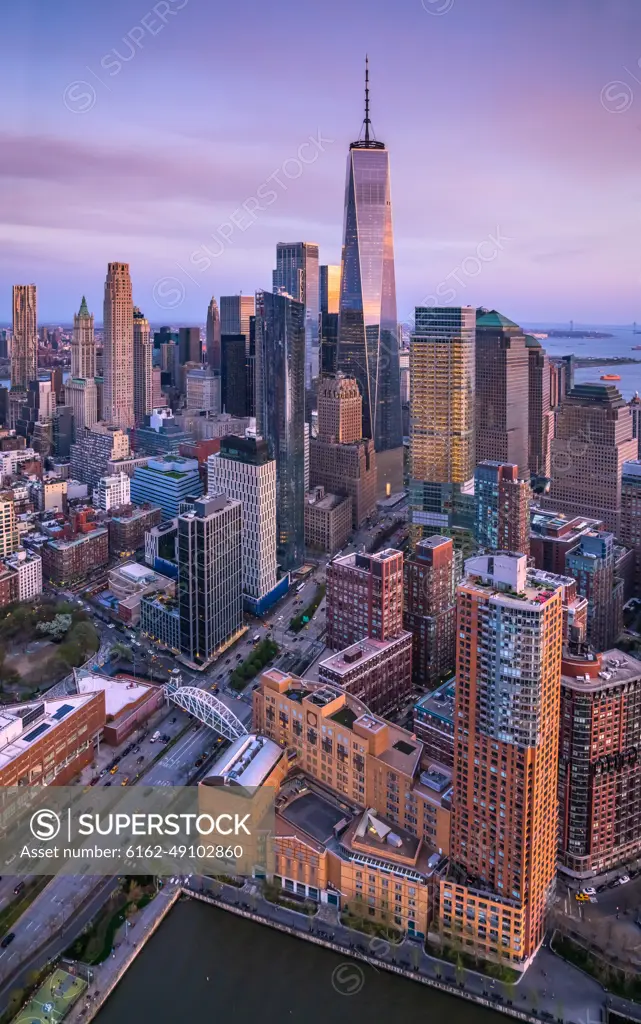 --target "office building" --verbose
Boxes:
[558,644,641,879]
[132,409,193,456]
[133,306,153,425]
[320,264,341,315]
[403,536,457,688]
[11,285,37,393]
[304,486,352,555]
[71,295,96,380]
[130,456,202,519]
[186,368,220,413]
[526,334,554,479]
[0,492,19,558]
[144,518,178,569]
[442,553,565,969]
[530,507,603,575]
[103,262,134,430]
[545,382,636,534]
[326,548,403,649]
[220,335,249,416]
[140,592,180,652]
[16,379,56,447]
[628,394,641,459]
[318,631,412,718]
[178,494,243,667]
[273,241,320,389]
[208,433,286,615]
[565,531,623,652]
[94,471,131,512]
[2,549,42,601]
[474,461,531,556]
[475,310,529,478]
[337,62,403,495]
[0,689,106,787]
[108,504,162,558]
[52,405,73,458]
[178,327,201,366]
[70,424,131,490]
[255,290,306,571]
[65,377,97,433]
[413,678,456,769]
[220,295,254,339]
[310,375,377,528]
[206,297,221,372]
[320,311,339,376]
[409,306,476,535]
[619,460,641,594]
